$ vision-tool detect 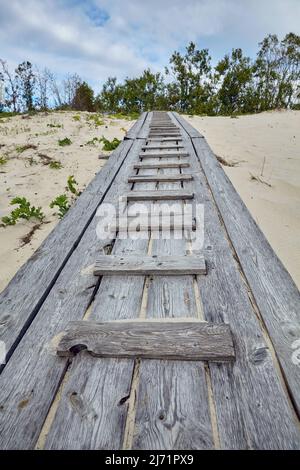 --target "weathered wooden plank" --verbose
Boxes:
[109,215,195,233]
[132,159,214,449]
[0,139,147,449]
[133,162,190,169]
[147,137,183,142]
[170,112,204,138]
[126,190,194,201]
[142,145,184,150]
[94,254,206,276]
[57,320,234,361]
[135,112,153,139]
[128,174,193,183]
[0,137,135,361]
[125,112,148,139]
[139,152,189,158]
[169,116,300,449]
[192,136,300,417]
[43,150,158,449]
